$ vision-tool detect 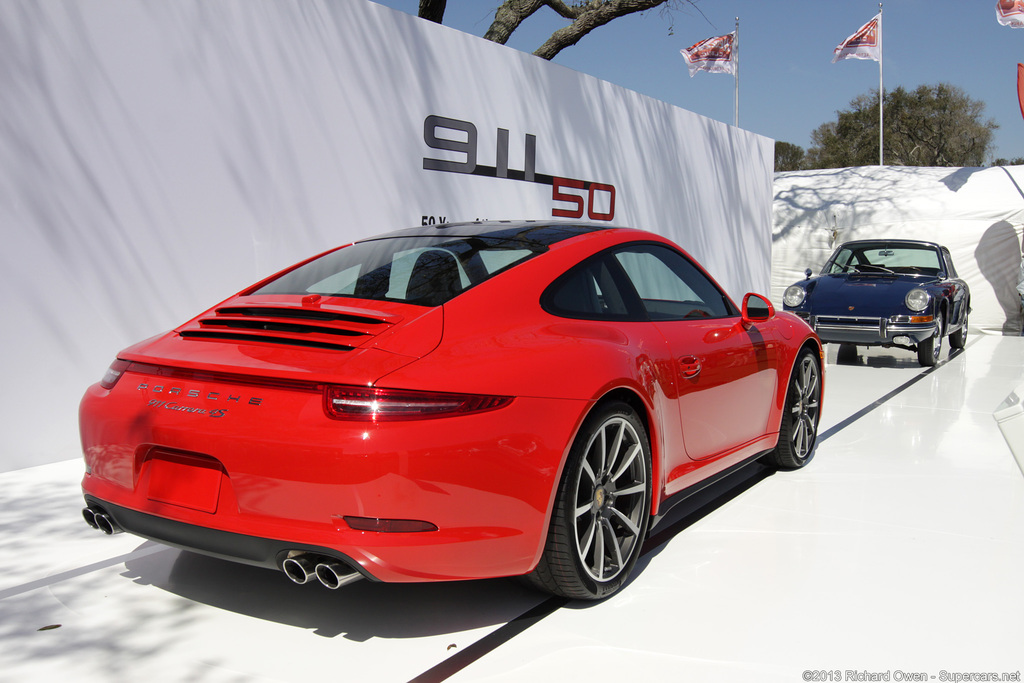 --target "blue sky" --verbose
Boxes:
[371,1,1024,163]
